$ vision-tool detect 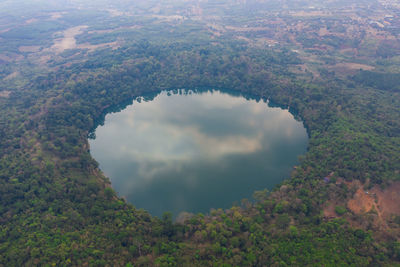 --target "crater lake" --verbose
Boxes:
[89,89,308,218]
